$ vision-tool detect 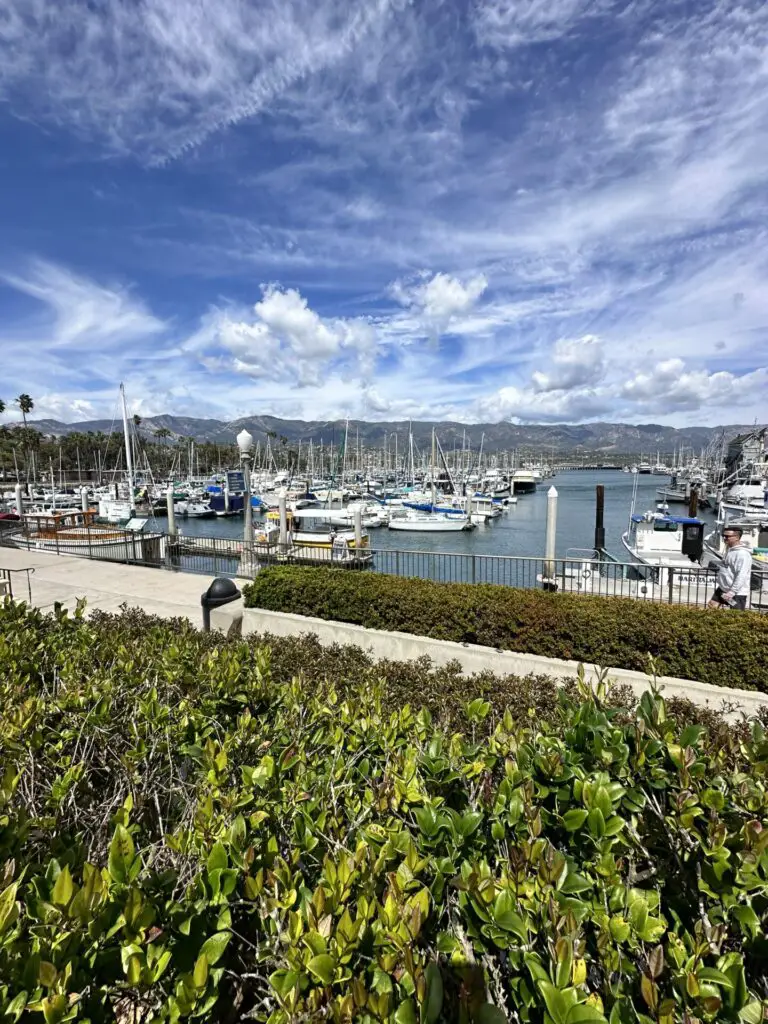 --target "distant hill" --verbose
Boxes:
[15,414,762,455]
